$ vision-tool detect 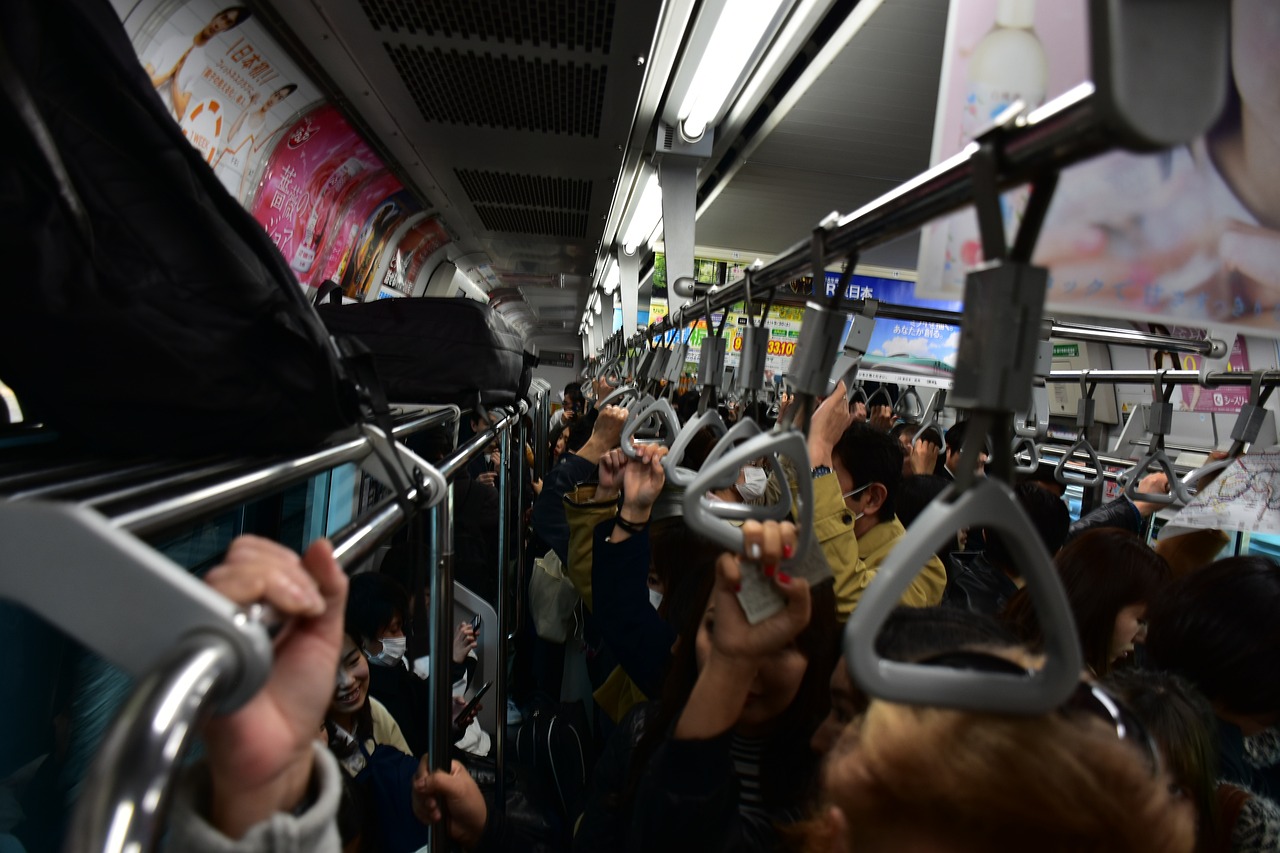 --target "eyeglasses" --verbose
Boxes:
[915,650,1162,776]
